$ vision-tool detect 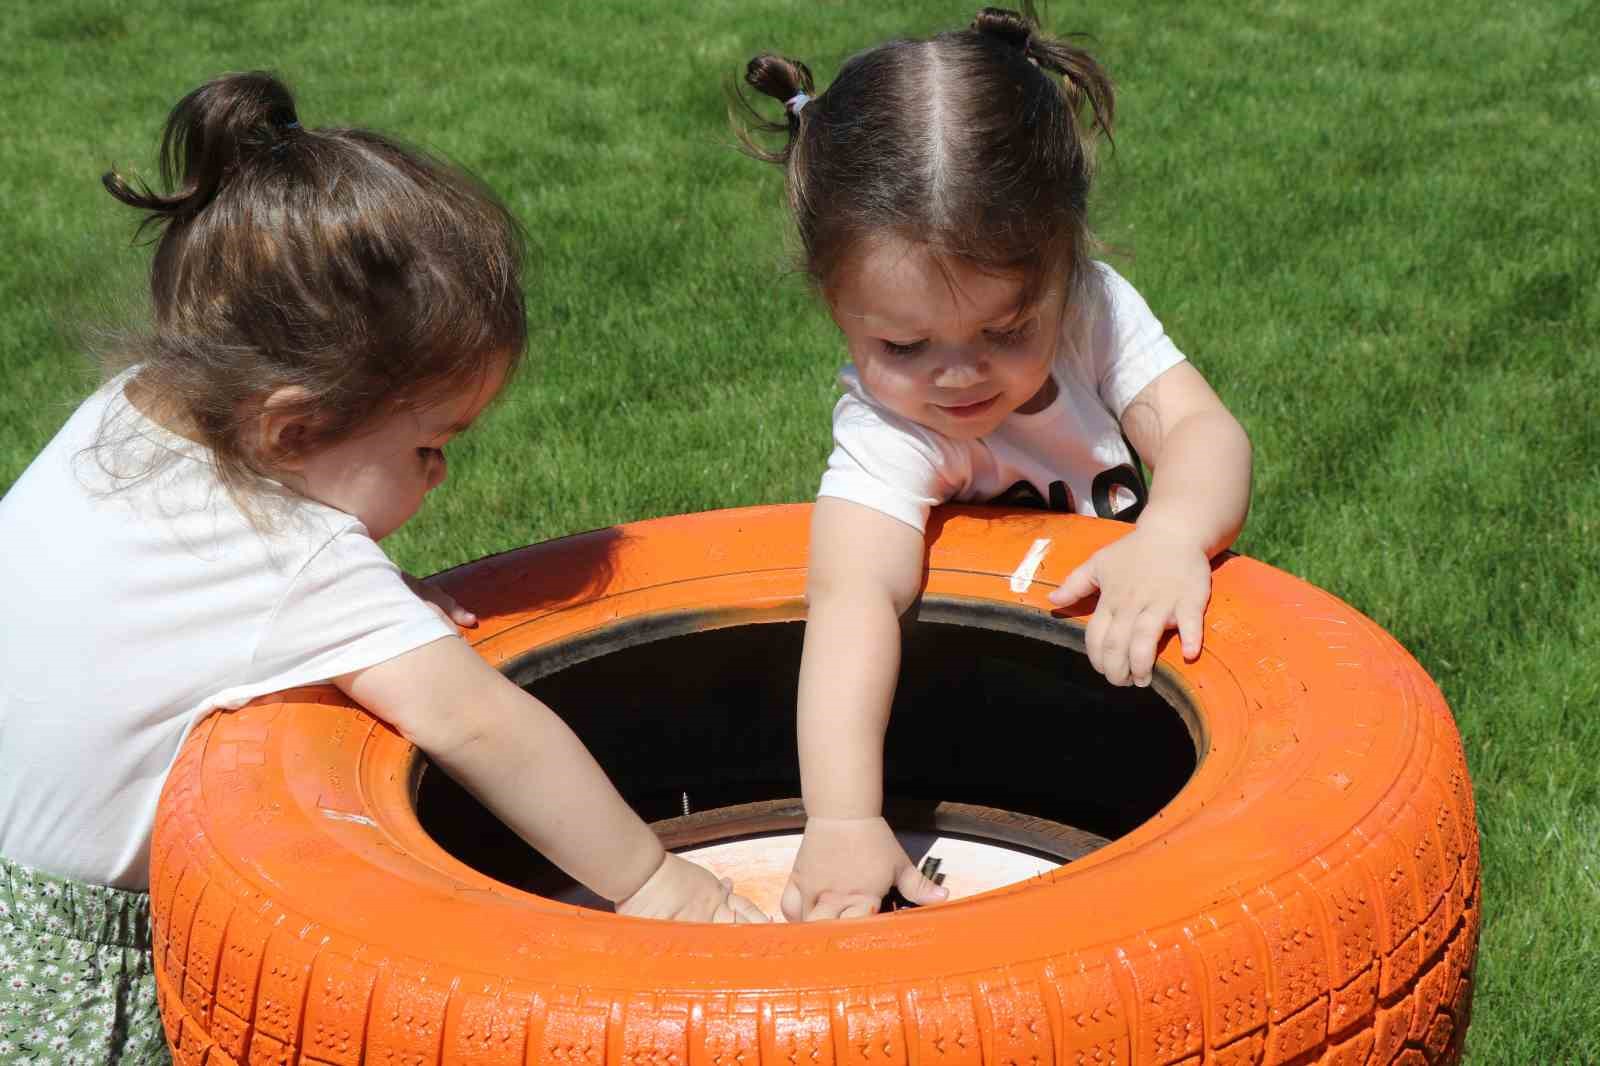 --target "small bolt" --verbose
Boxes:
[681,792,691,816]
